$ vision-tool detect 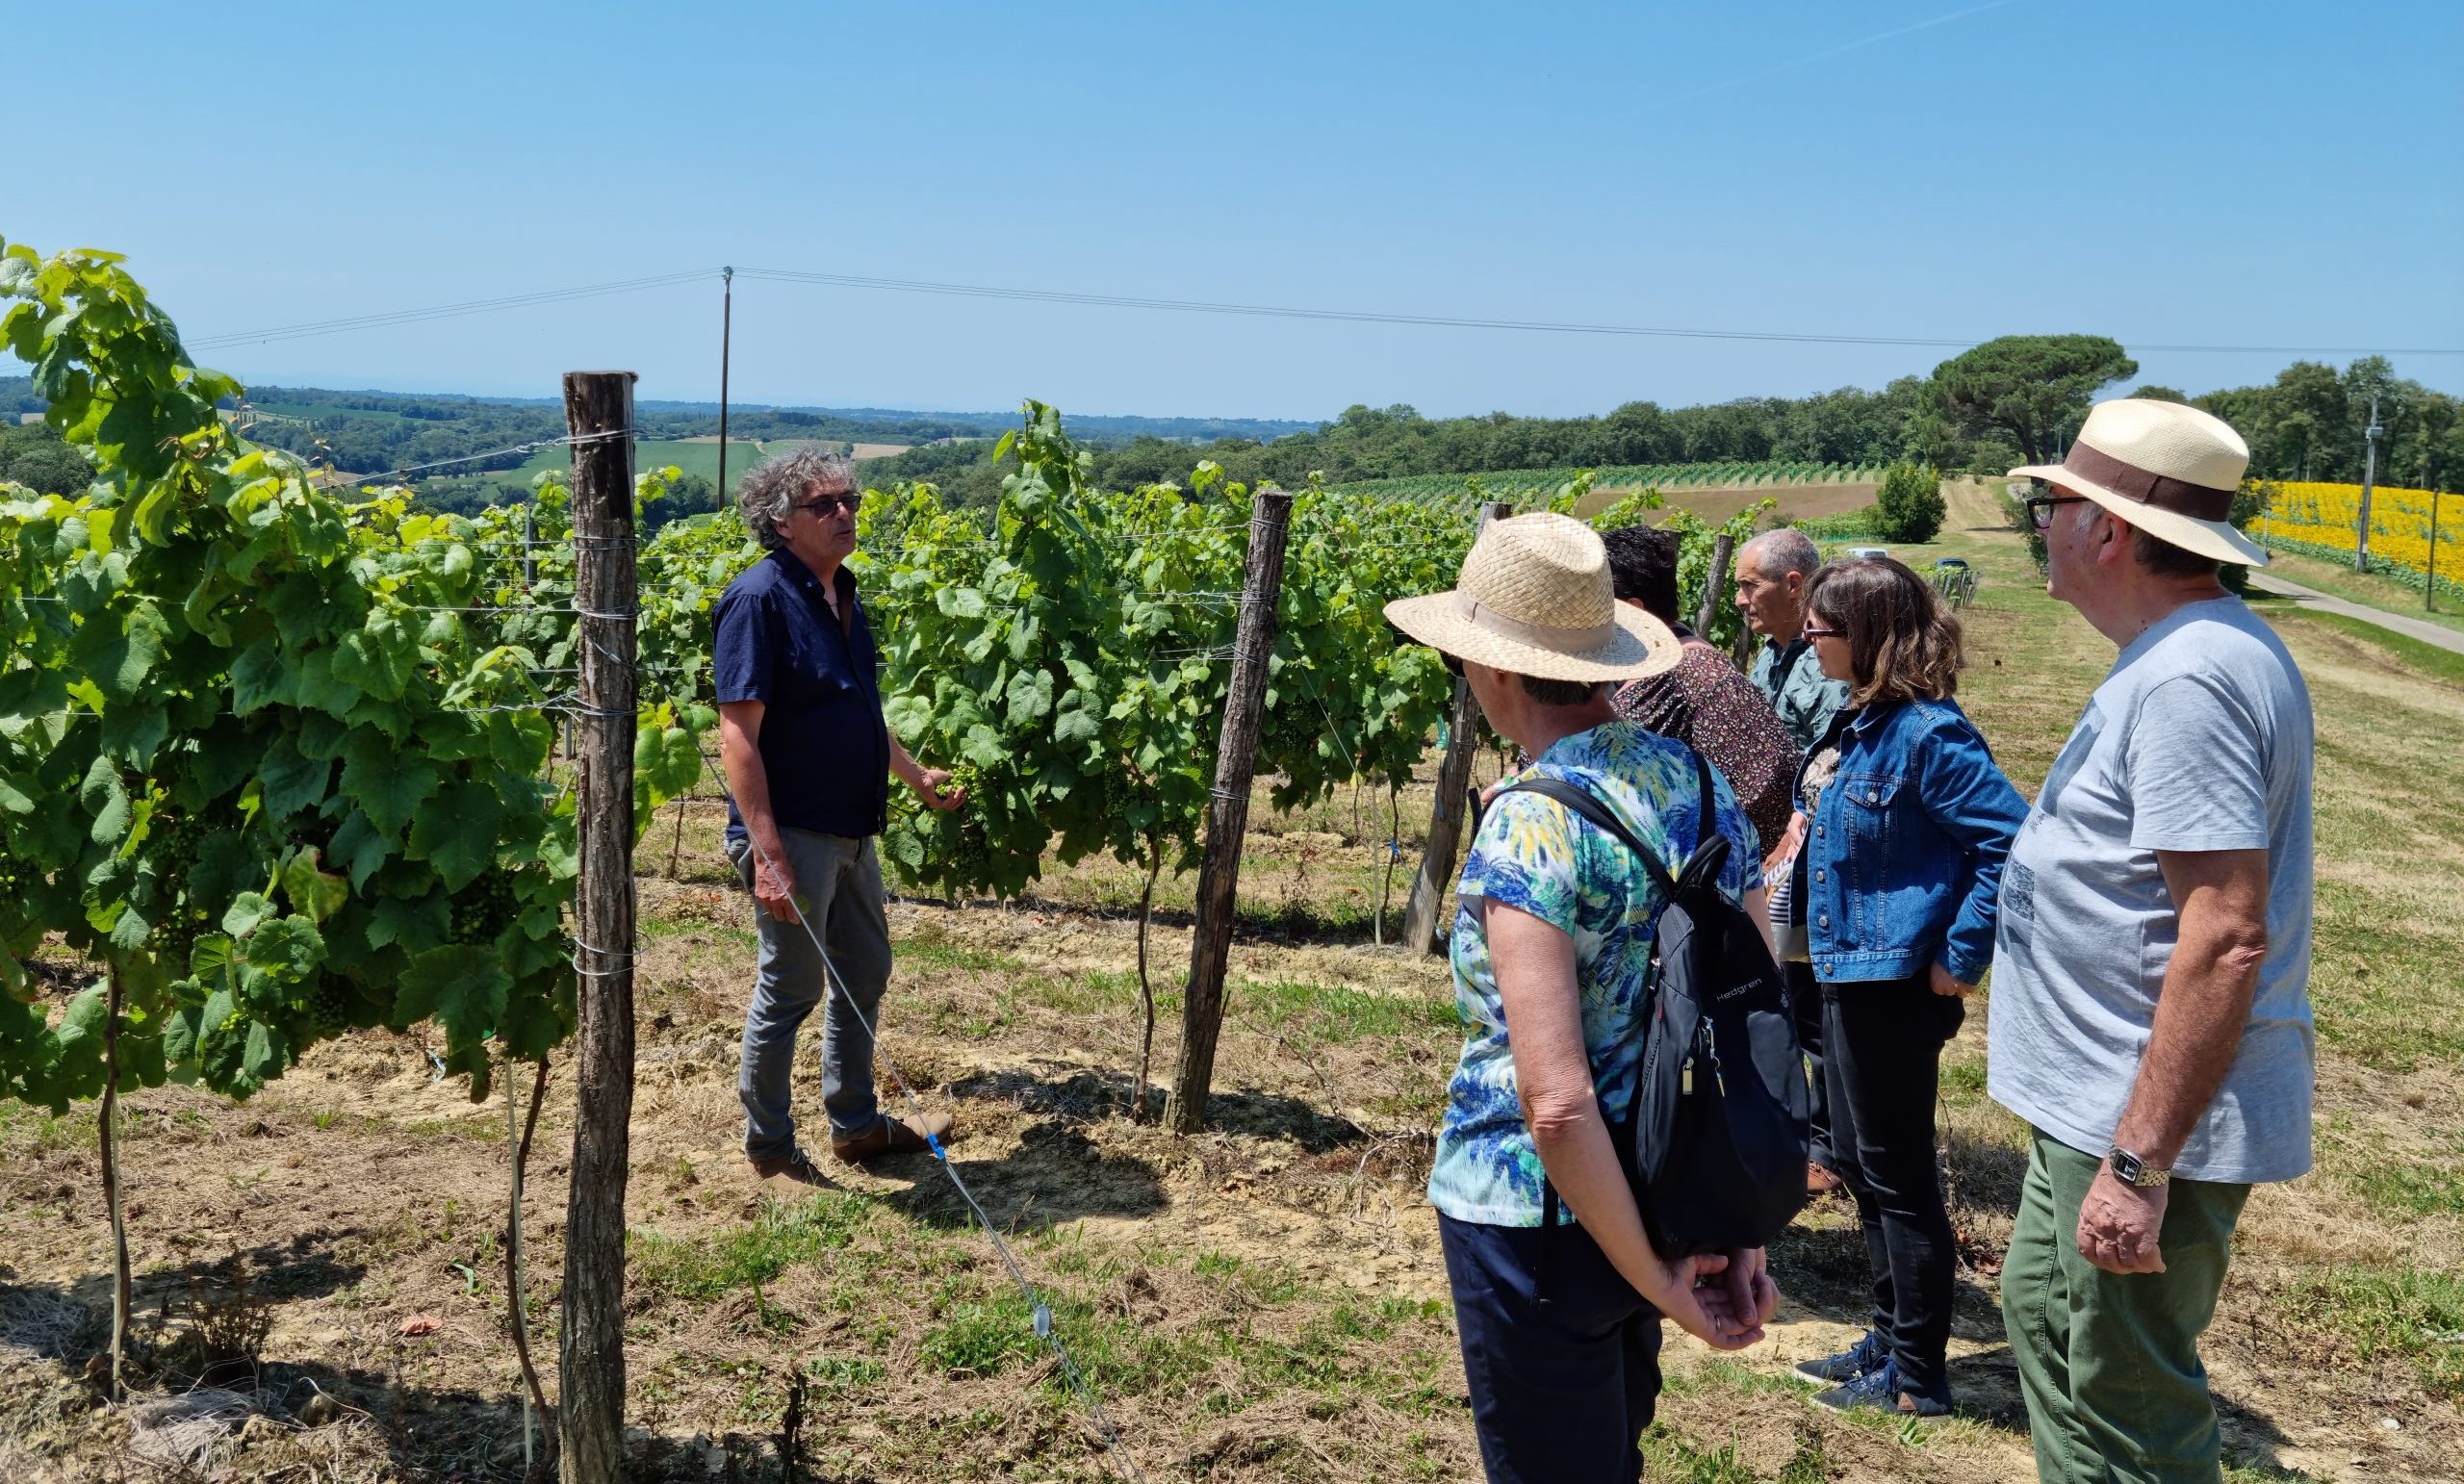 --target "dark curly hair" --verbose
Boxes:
[1804,556,1963,707]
